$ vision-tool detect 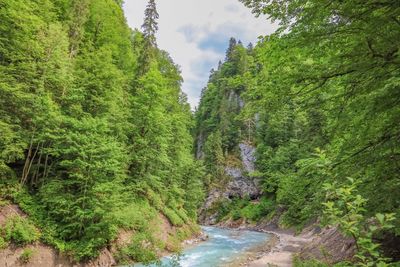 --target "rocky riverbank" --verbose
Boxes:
[245,229,312,267]
[198,141,356,266]
[213,219,356,267]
